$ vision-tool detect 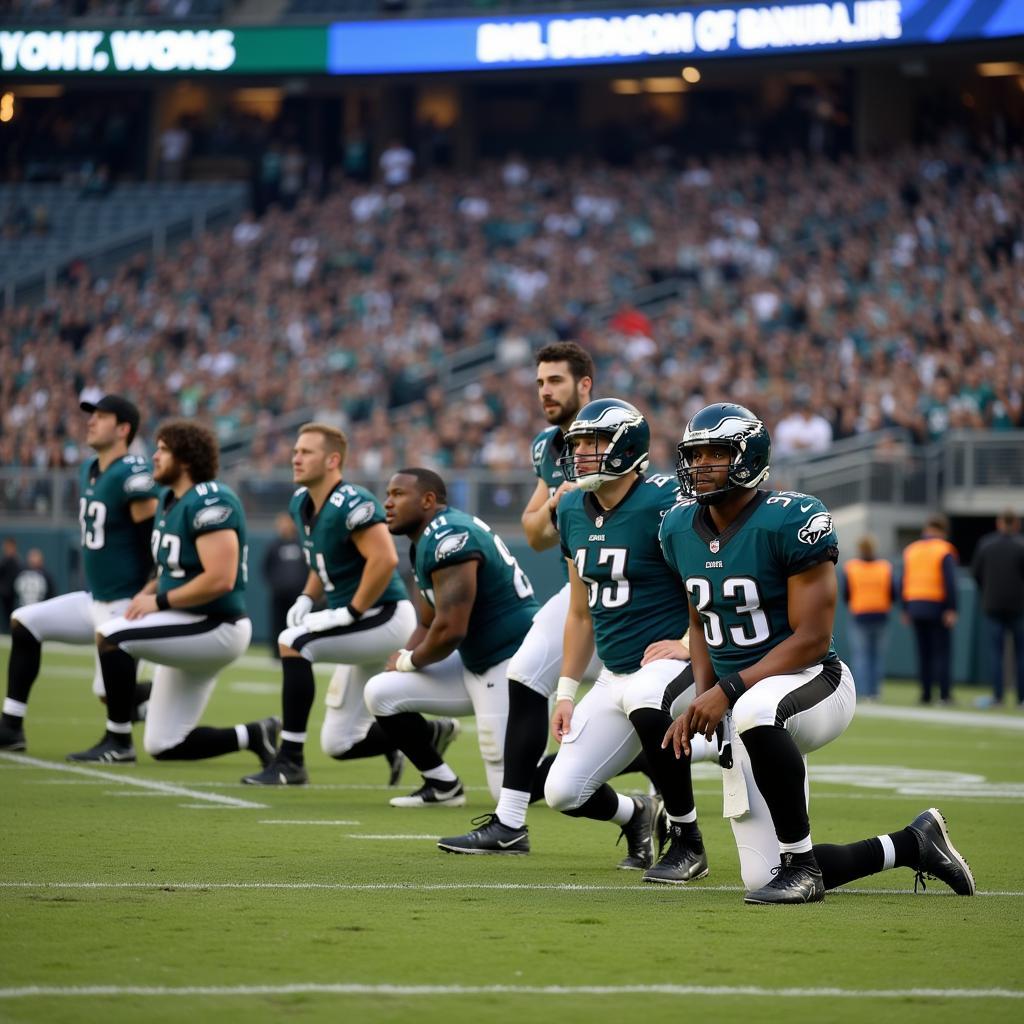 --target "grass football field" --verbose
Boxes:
[1,639,1022,1023]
